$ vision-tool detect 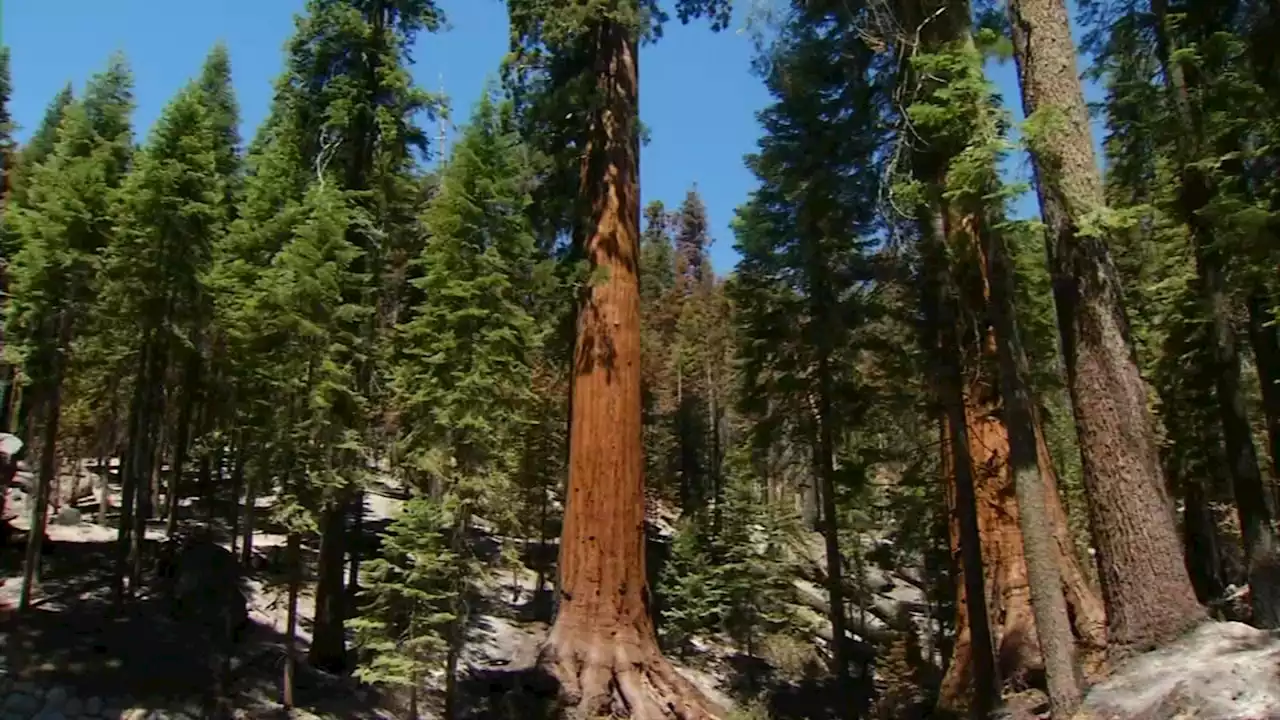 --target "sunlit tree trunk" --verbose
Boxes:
[1008,0,1205,651]
[539,15,722,719]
